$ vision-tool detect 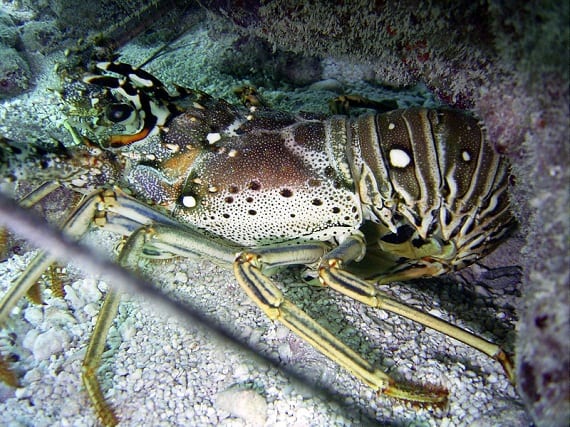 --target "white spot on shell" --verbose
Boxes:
[228,149,238,157]
[462,150,471,161]
[129,73,153,87]
[389,148,411,168]
[164,143,179,153]
[226,118,245,136]
[206,132,221,144]
[388,122,396,130]
[182,195,197,208]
